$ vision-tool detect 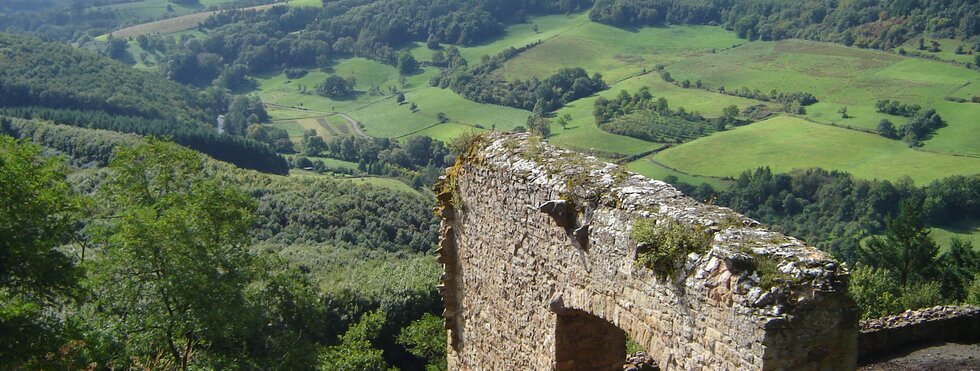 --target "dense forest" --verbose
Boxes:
[0,33,209,124]
[0,34,289,173]
[590,0,980,49]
